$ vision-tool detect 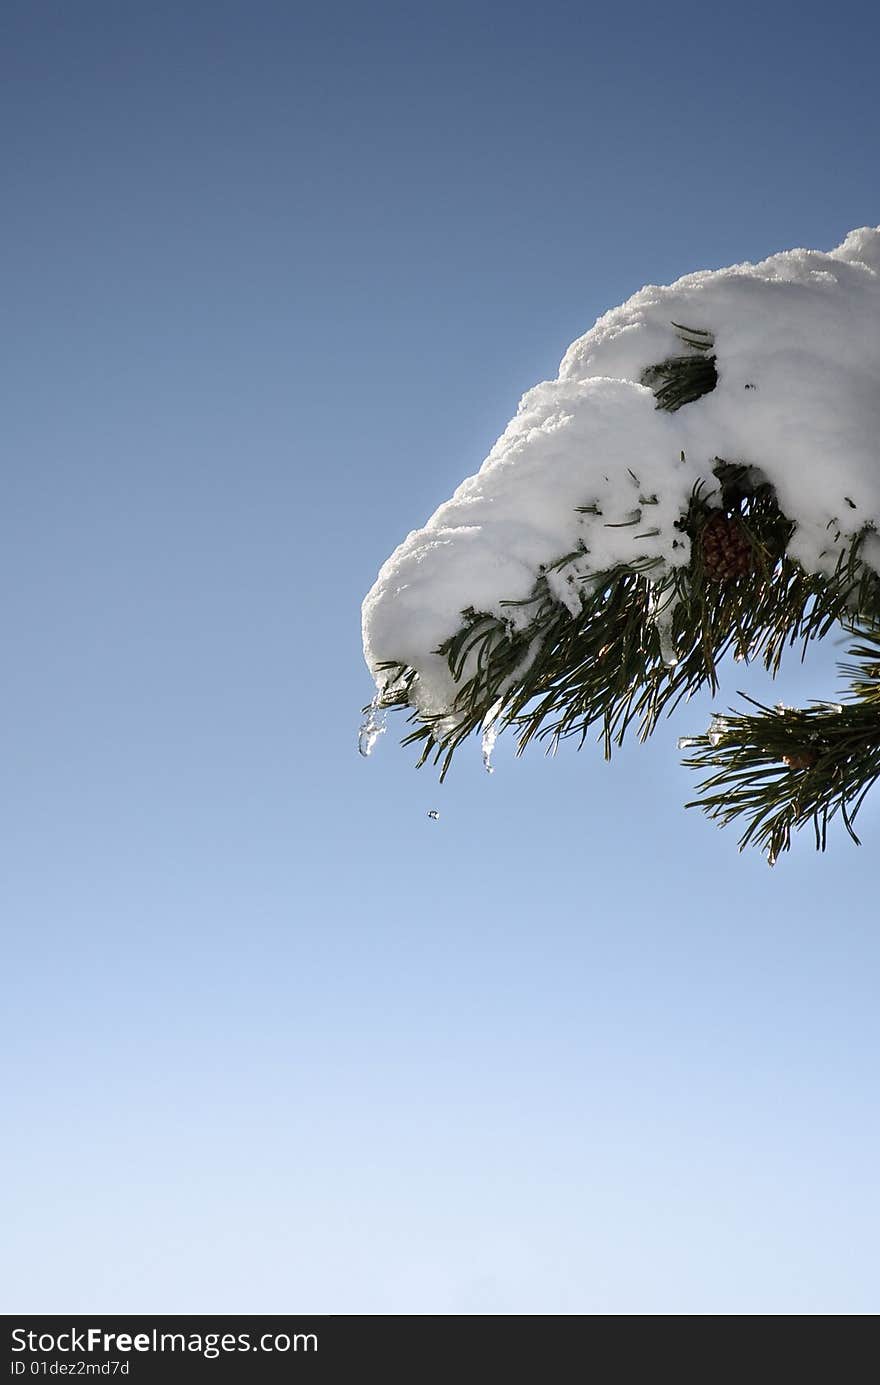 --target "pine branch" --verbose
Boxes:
[681,628,880,864]
[640,324,718,412]
[372,471,877,782]
[366,325,880,860]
